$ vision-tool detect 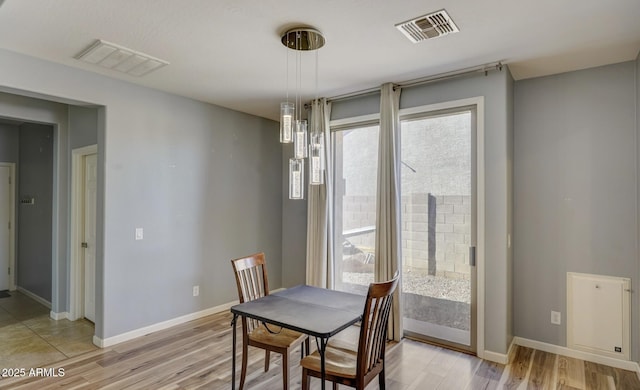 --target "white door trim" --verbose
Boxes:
[0,162,16,291]
[69,145,97,321]
[398,96,485,358]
